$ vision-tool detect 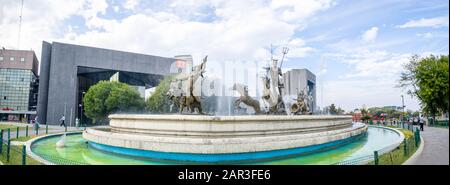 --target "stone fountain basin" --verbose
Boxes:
[83,114,367,155]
